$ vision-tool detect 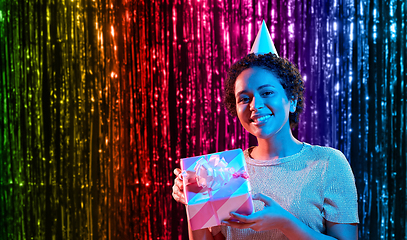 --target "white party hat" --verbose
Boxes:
[250,20,279,57]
